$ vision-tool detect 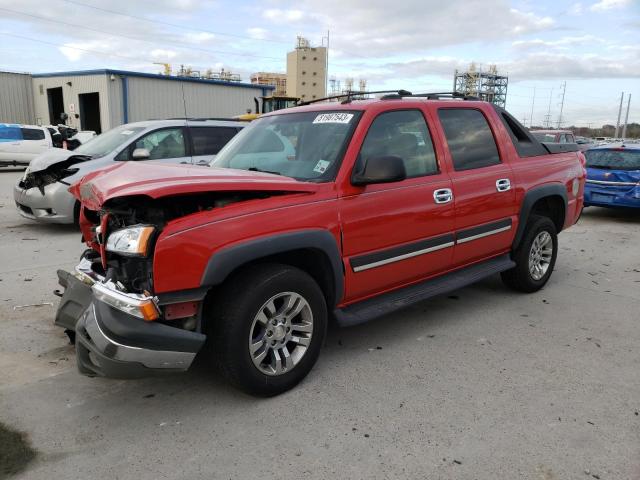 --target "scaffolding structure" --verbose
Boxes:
[453,63,508,107]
